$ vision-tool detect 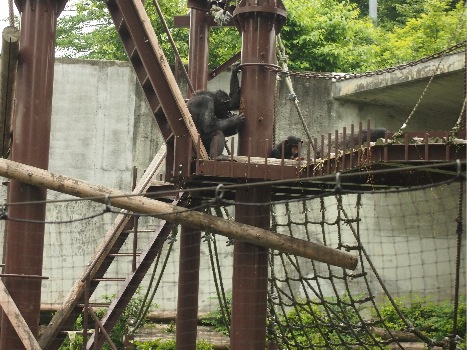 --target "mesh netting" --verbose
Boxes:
[203,174,466,349]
